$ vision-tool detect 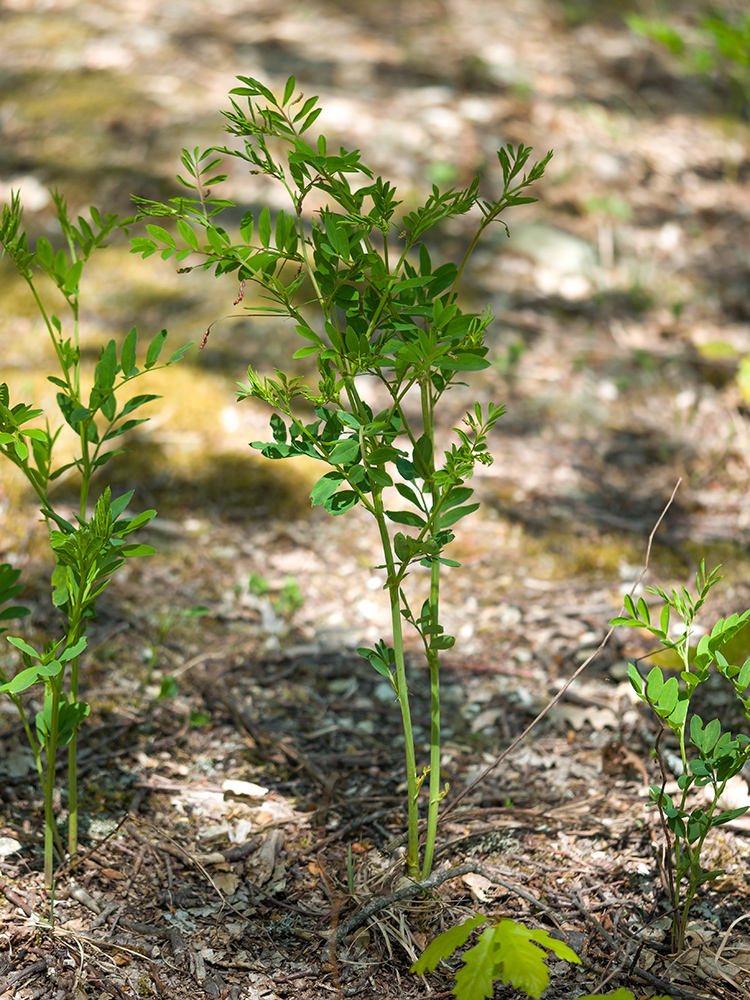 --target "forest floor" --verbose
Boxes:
[2,0,750,997]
